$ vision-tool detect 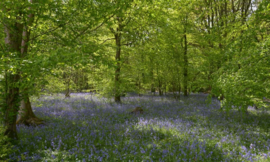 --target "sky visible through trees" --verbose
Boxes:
[0,0,269,161]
